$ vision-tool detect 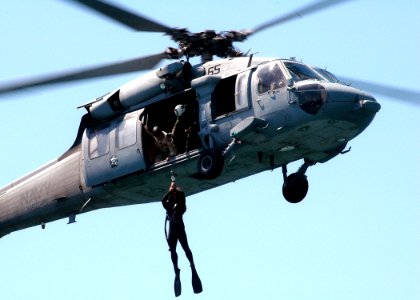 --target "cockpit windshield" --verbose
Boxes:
[284,61,324,82]
[313,67,339,83]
